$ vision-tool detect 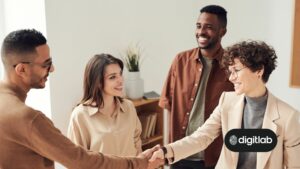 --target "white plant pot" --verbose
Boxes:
[125,72,144,99]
